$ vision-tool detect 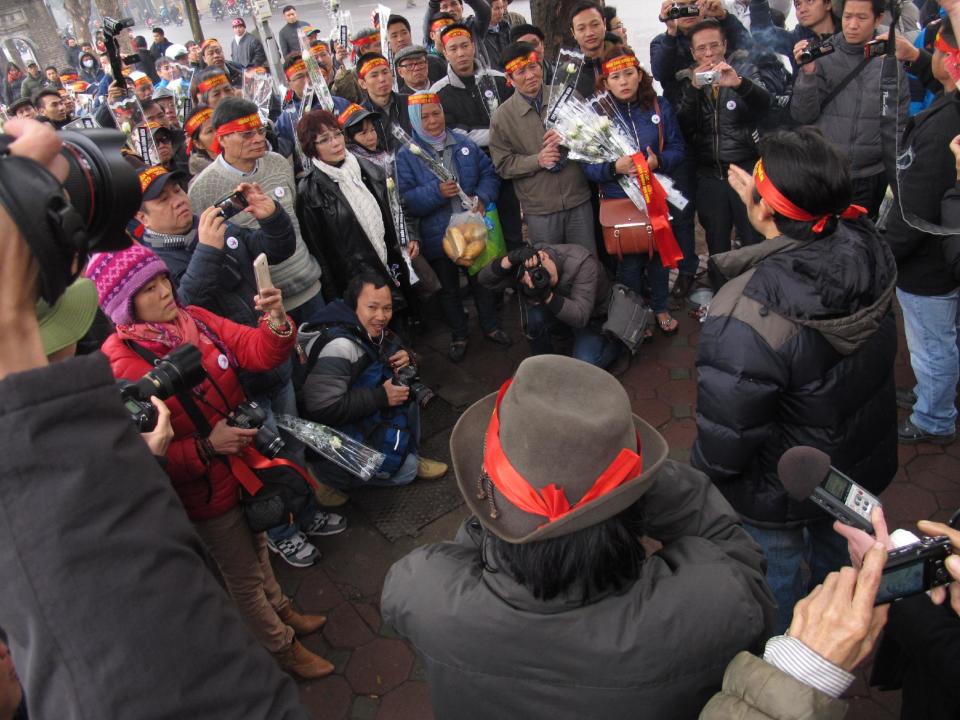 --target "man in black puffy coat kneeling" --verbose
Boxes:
[692,127,898,633]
